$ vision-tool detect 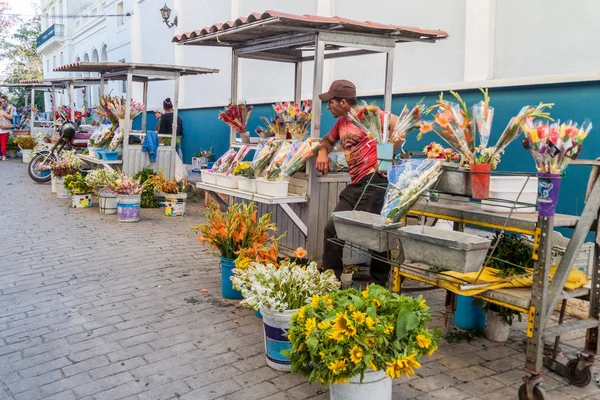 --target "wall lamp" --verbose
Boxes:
[160,4,177,28]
